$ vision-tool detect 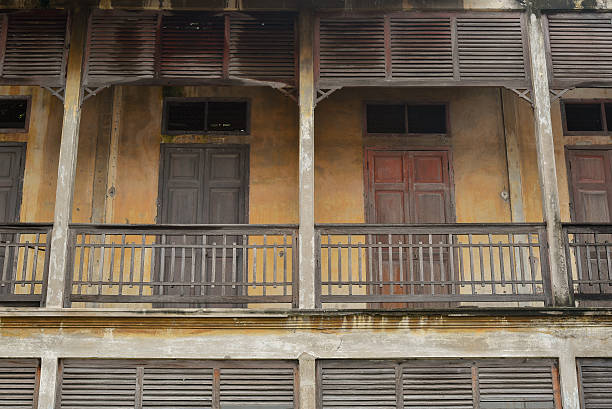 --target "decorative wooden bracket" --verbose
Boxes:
[82,85,110,104]
[316,87,342,106]
[507,87,533,105]
[549,87,575,104]
[42,86,65,102]
[275,86,297,102]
